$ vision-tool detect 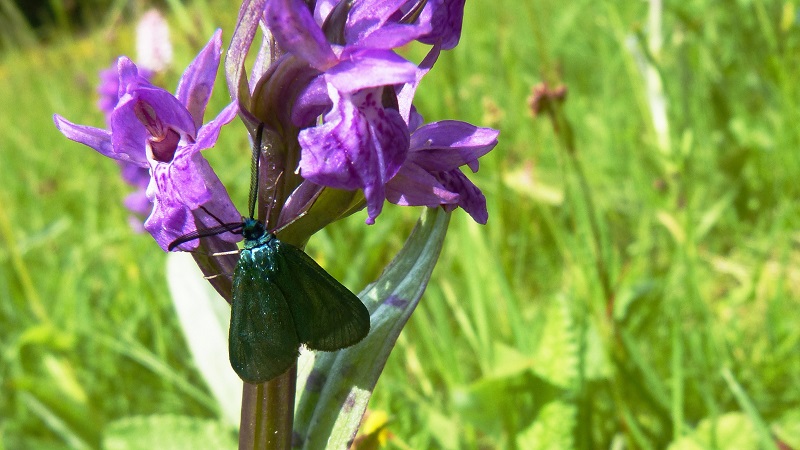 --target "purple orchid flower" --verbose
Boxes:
[386,119,498,224]
[54,30,240,251]
[98,61,155,230]
[389,41,497,224]
[225,0,495,225]
[266,0,432,224]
